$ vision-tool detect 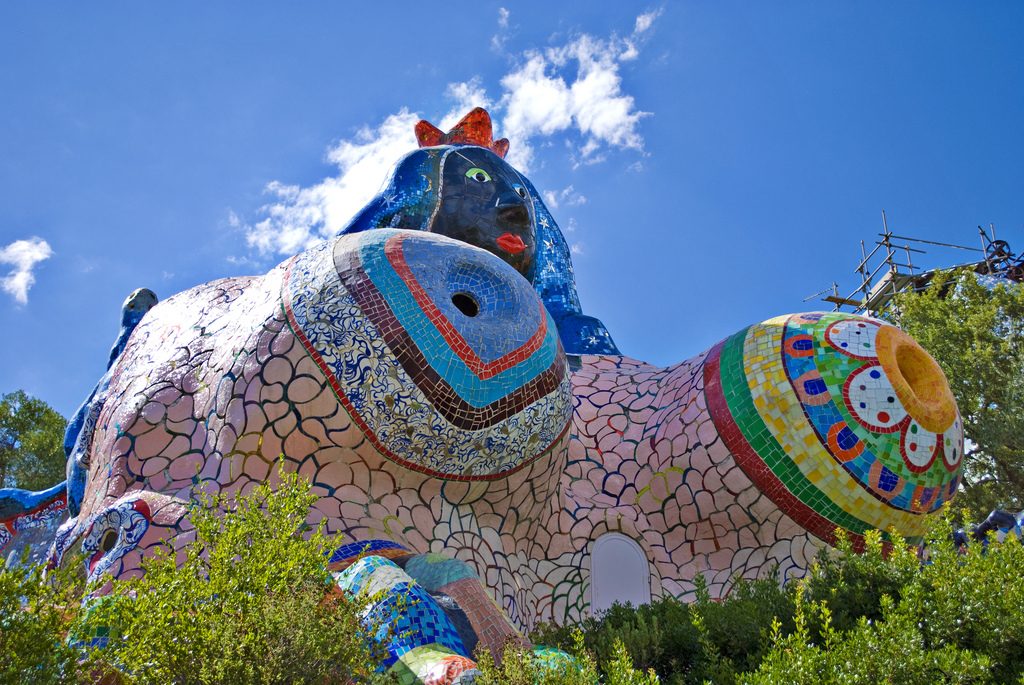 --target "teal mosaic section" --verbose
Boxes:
[404,553,478,593]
